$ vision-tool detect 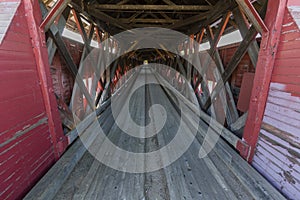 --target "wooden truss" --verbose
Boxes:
[39,0,271,162]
